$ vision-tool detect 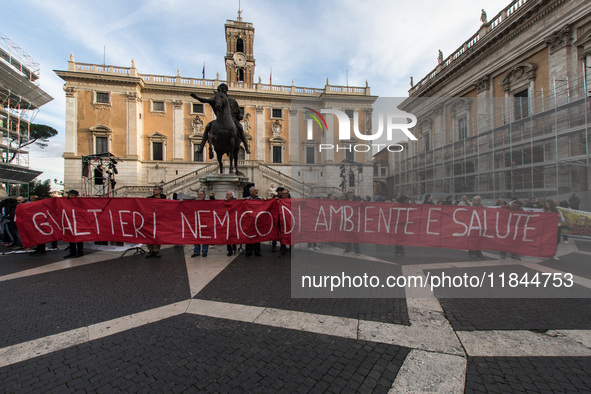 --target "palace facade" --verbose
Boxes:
[56,13,377,198]
[389,0,591,207]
